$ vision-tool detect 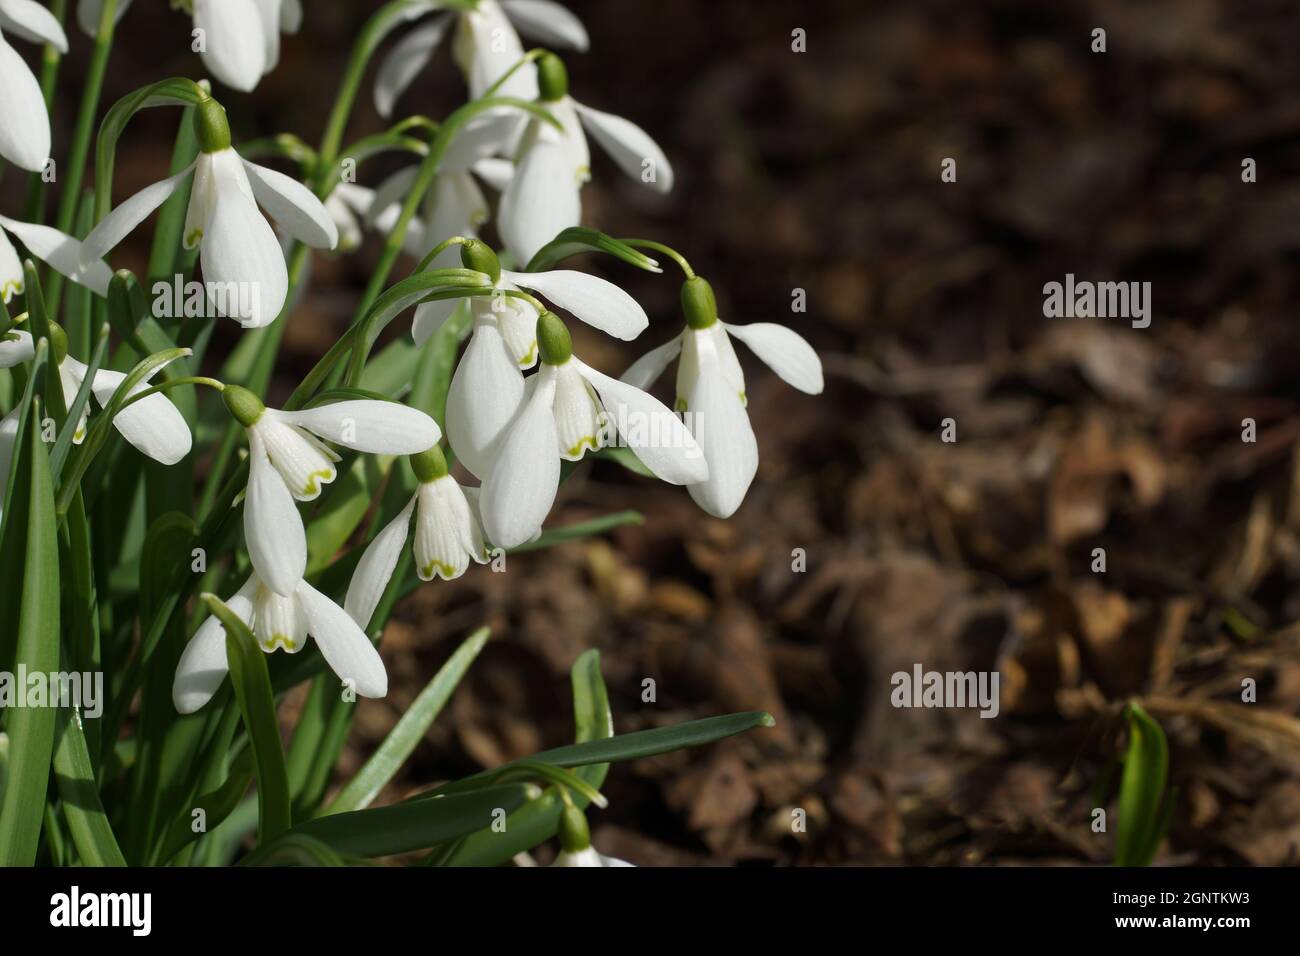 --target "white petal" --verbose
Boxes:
[685,338,758,518]
[0,228,22,302]
[90,367,192,465]
[575,359,708,484]
[471,157,515,193]
[489,291,539,367]
[480,364,560,548]
[678,322,744,407]
[422,171,489,255]
[254,0,281,75]
[621,333,682,391]
[0,215,113,296]
[498,129,580,267]
[278,400,440,455]
[373,14,451,118]
[256,414,339,500]
[58,361,88,442]
[296,580,388,698]
[325,191,364,253]
[344,497,415,628]
[499,0,588,51]
[279,0,301,32]
[81,166,193,262]
[723,322,824,395]
[183,152,216,250]
[194,0,268,92]
[0,327,34,368]
[574,100,673,193]
[445,319,525,479]
[172,578,256,714]
[0,34,50,172]
[551,361,604,461]
[0,0,68,50]
[503,269,647,341]
[201,150,288,328]
[243,158,338,249]
[364,166,418,232]
[414,476,483,581]
[244,428,307,596]
[412,298,459,346]
[76,0,133,38]
[456,0,535,101]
